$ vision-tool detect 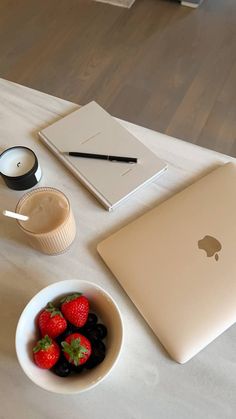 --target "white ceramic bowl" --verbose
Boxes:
[15,279,123,394]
